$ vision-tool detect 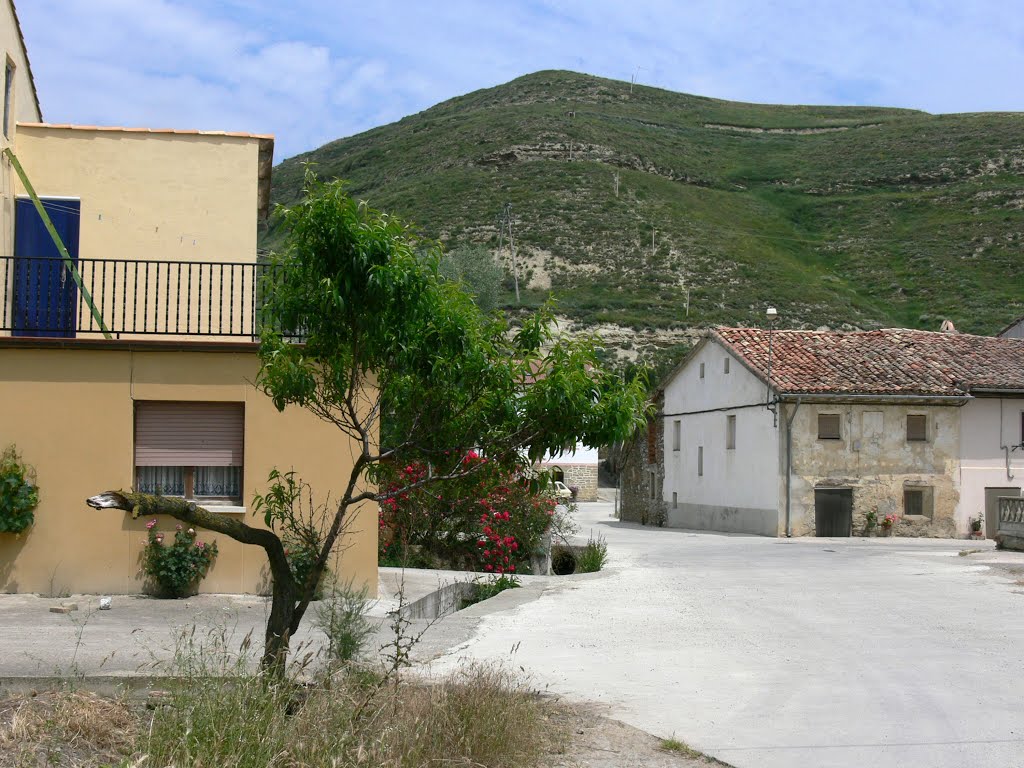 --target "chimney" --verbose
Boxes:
[939,319,957,334]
